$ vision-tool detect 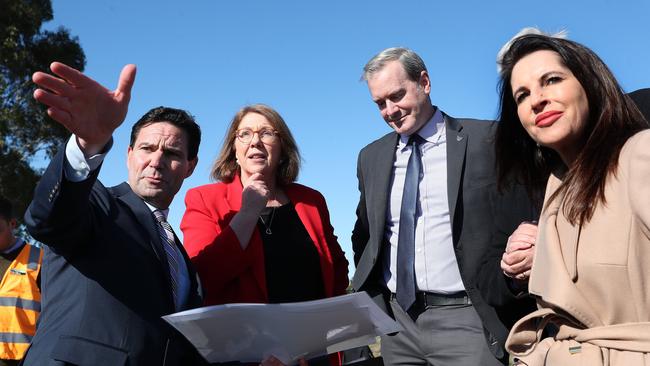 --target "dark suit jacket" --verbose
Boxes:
[629,88,650,122]
[23,147,203,366]
[351,113,537,362]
